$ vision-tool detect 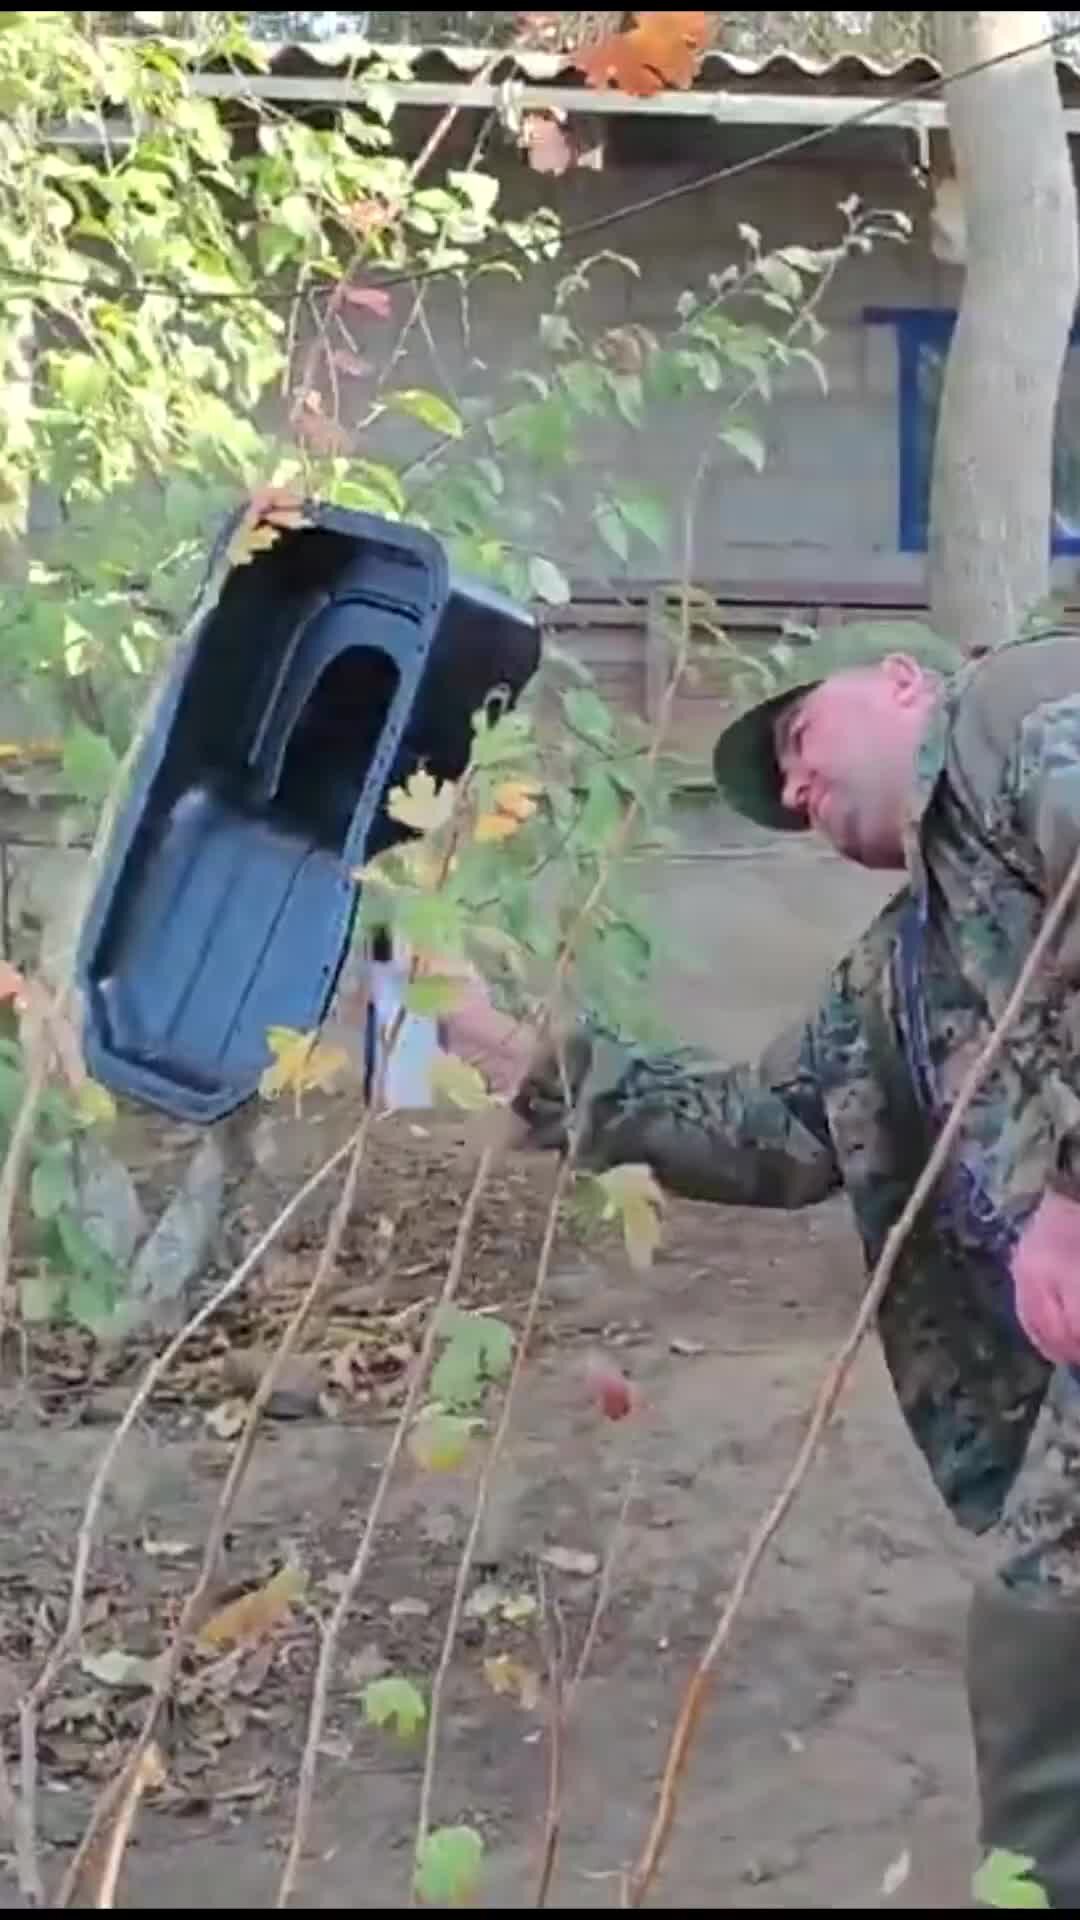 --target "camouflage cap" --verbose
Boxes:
[711,618,964,832]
